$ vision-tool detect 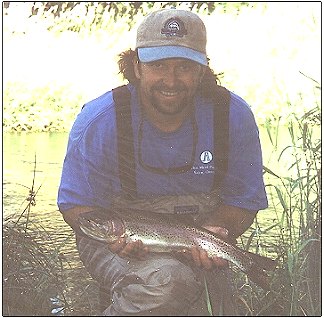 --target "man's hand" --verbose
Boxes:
[183,204,257,270]
[108,237,149,260]
[181,226,229,270]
